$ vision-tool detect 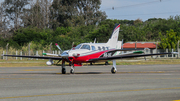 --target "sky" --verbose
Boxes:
[100,0,180,21]
[0,0,179,21]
